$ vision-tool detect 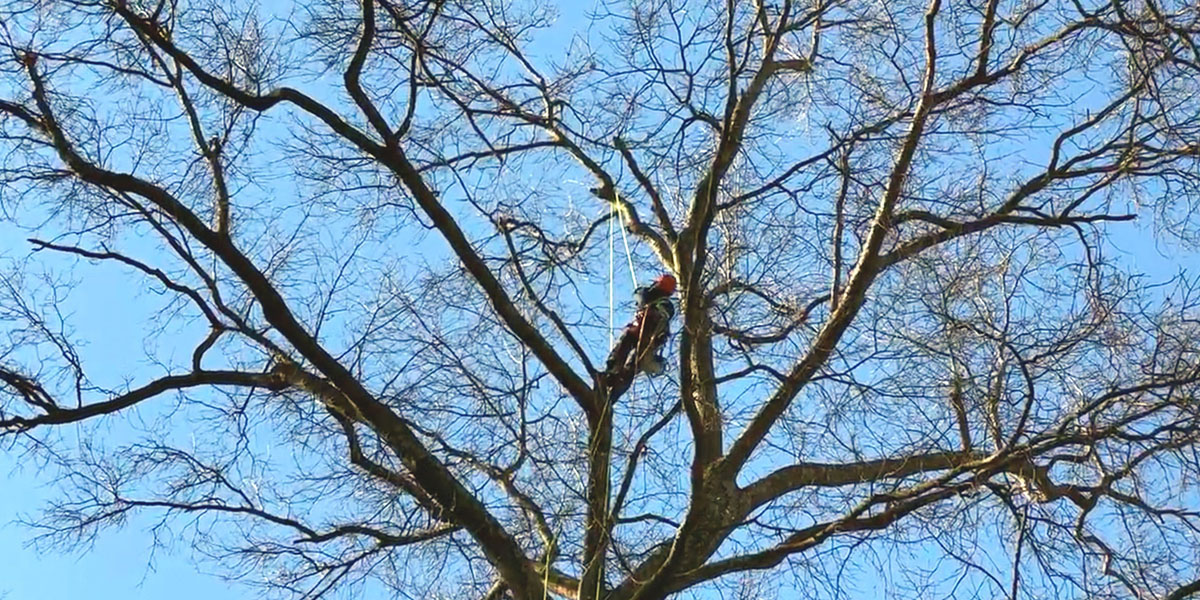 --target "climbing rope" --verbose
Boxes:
[608,199,640,348]
[590,198,645,598]
[617,205,638,291]
[610,200,643,409]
